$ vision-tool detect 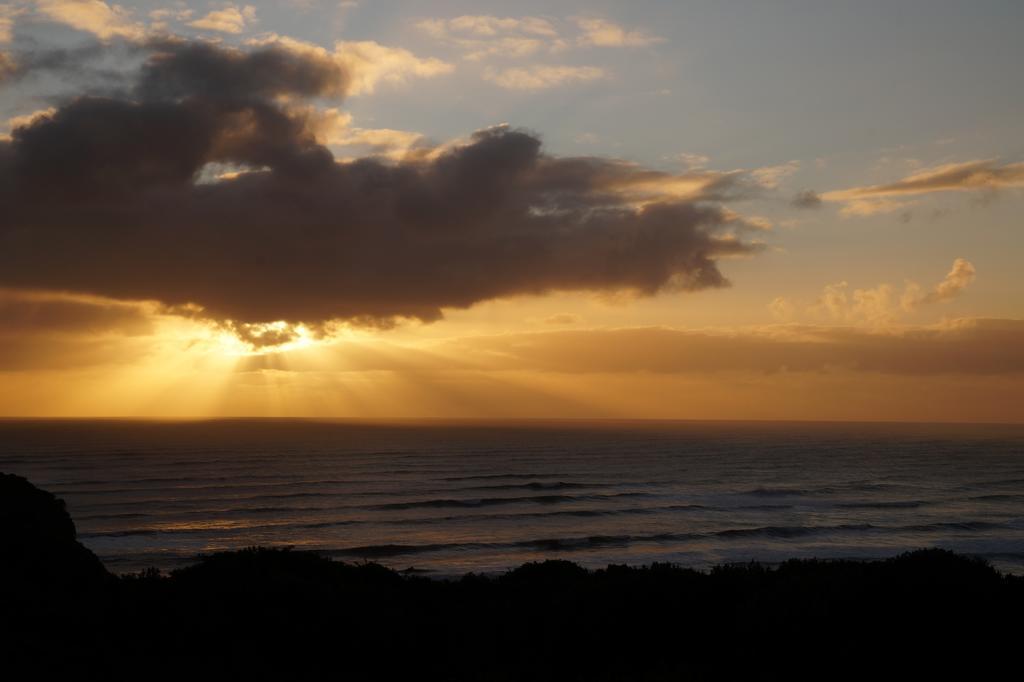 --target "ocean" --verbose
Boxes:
[1,419,1022,576]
